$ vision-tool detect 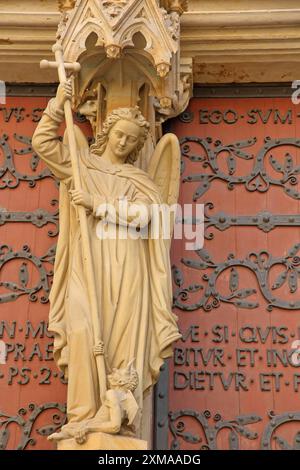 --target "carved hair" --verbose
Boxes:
[108,359,139,392]
[90,107,150,164]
